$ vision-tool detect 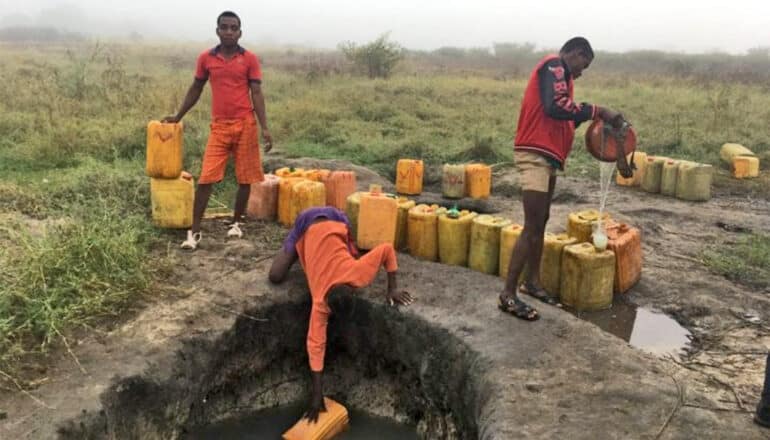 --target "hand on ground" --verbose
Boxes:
[387,290,413,306]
